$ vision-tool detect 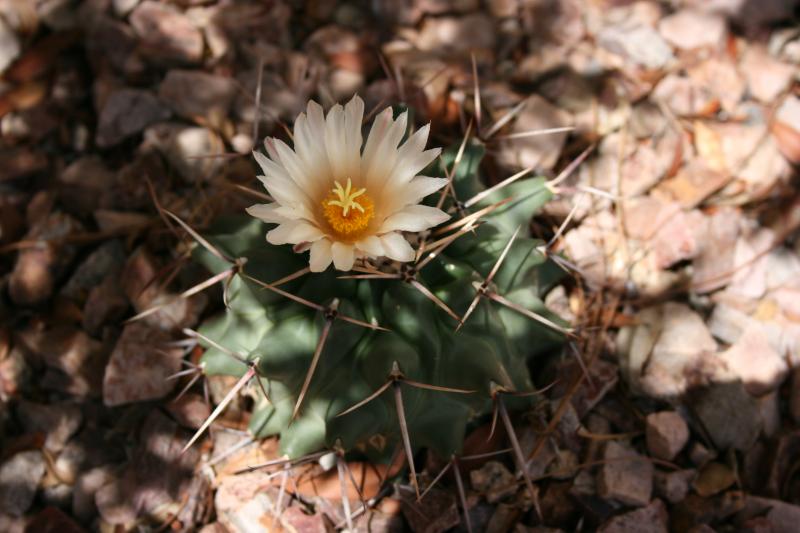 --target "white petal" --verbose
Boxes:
[253,150,275,176]
[391,176,449,206]
[295,109,330,179]
[361,107,393,169]
[266,222,298,245]
[272,138,316,193]
[253,150,291,183]
[263,136,281,161]
[253,149,310,207]
[379,232,415,262]
[331,242,356,271]
[386,111,408,150]
[324,104,347,180]
[386,147,441,188]
[398,123,430,161]
[343,95,364,178]
[246,203,286,224]
[309,239,333,272]
[292,113,316,170]
[307,100,326,128]
[256,174,306,208]
[380,205,450,233]
[362,110,408,191]
[356,235,384,257]
[274,204,314,221]
[288,222,325,243]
